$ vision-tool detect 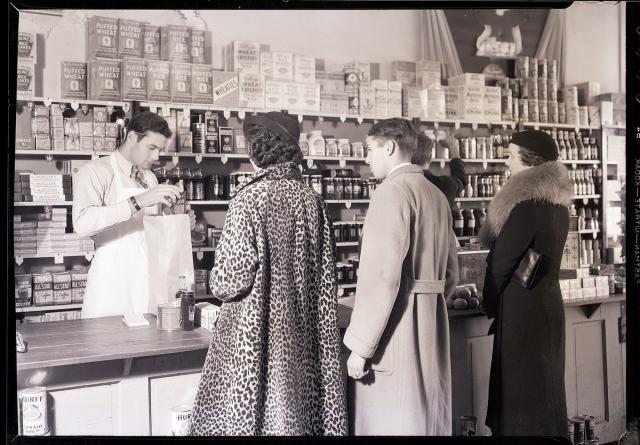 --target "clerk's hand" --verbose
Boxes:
[136,184,182,208]
[444,135,460,159]
[188,209,196,230]
[347,352,369,380]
